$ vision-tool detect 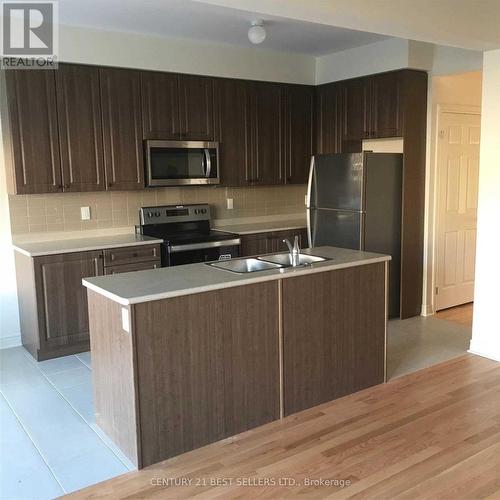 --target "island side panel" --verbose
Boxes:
[87,290,141,467]
[282,262,386,416]
[132,281,280,467]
